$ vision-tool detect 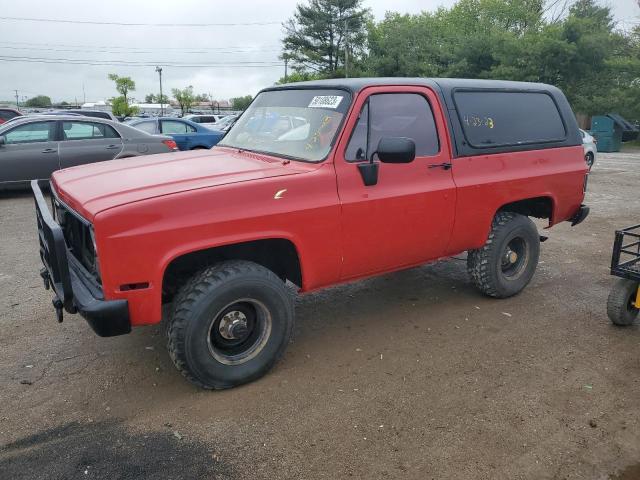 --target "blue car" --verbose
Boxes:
[127,117,224,150]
